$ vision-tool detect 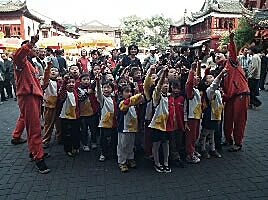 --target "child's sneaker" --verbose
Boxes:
[82,145,90,152]
[73,149,80,155]
[127,159,136,168]
[99,154,105,162]
[35,159,50,174]
[163,165,172,173]
[119,163,128,172]
[194,151,202,158]
[210,150,222,158]
[66,152,73,157]
[186,154,200,164]
[154,164,164,173]
[91,143,97,149]
[201,151,211,159]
